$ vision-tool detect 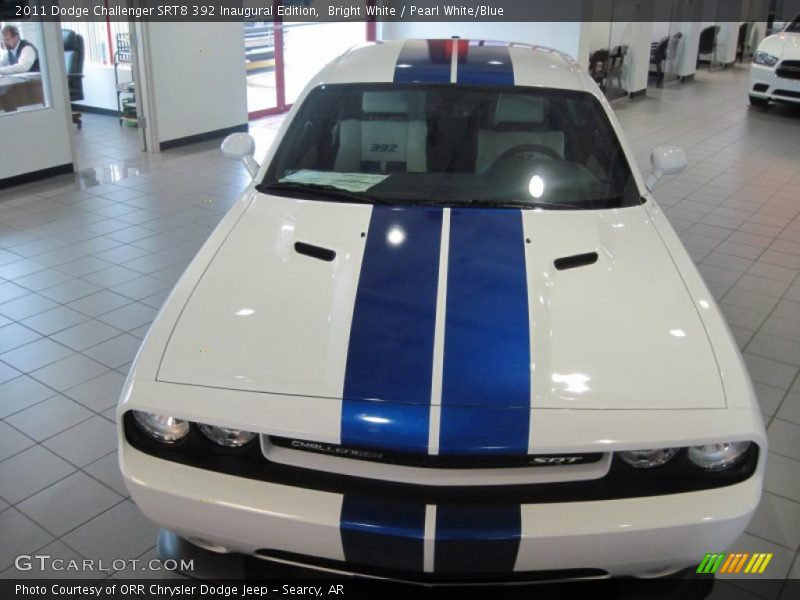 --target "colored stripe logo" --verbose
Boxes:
[343,208,533,456]
[342,207,443,452]
[340,498,521,574]
[394,39,515,86]
[456,42,515,85]
[434,504,521,573]
[340,496,426,572]
[394,39,453,83]
[439,209,531,455]
[696,552,773,574]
